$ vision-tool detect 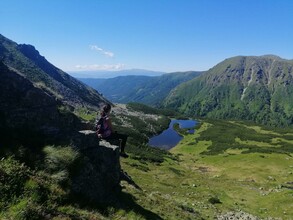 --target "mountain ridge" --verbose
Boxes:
[79,71,203,106]
[0,34,109,110]
[163,55,293,126]
[69,69,165,78]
